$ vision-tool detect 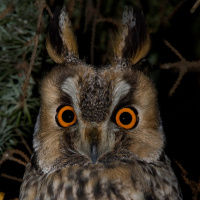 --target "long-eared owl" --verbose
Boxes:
[19,4,182,200]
